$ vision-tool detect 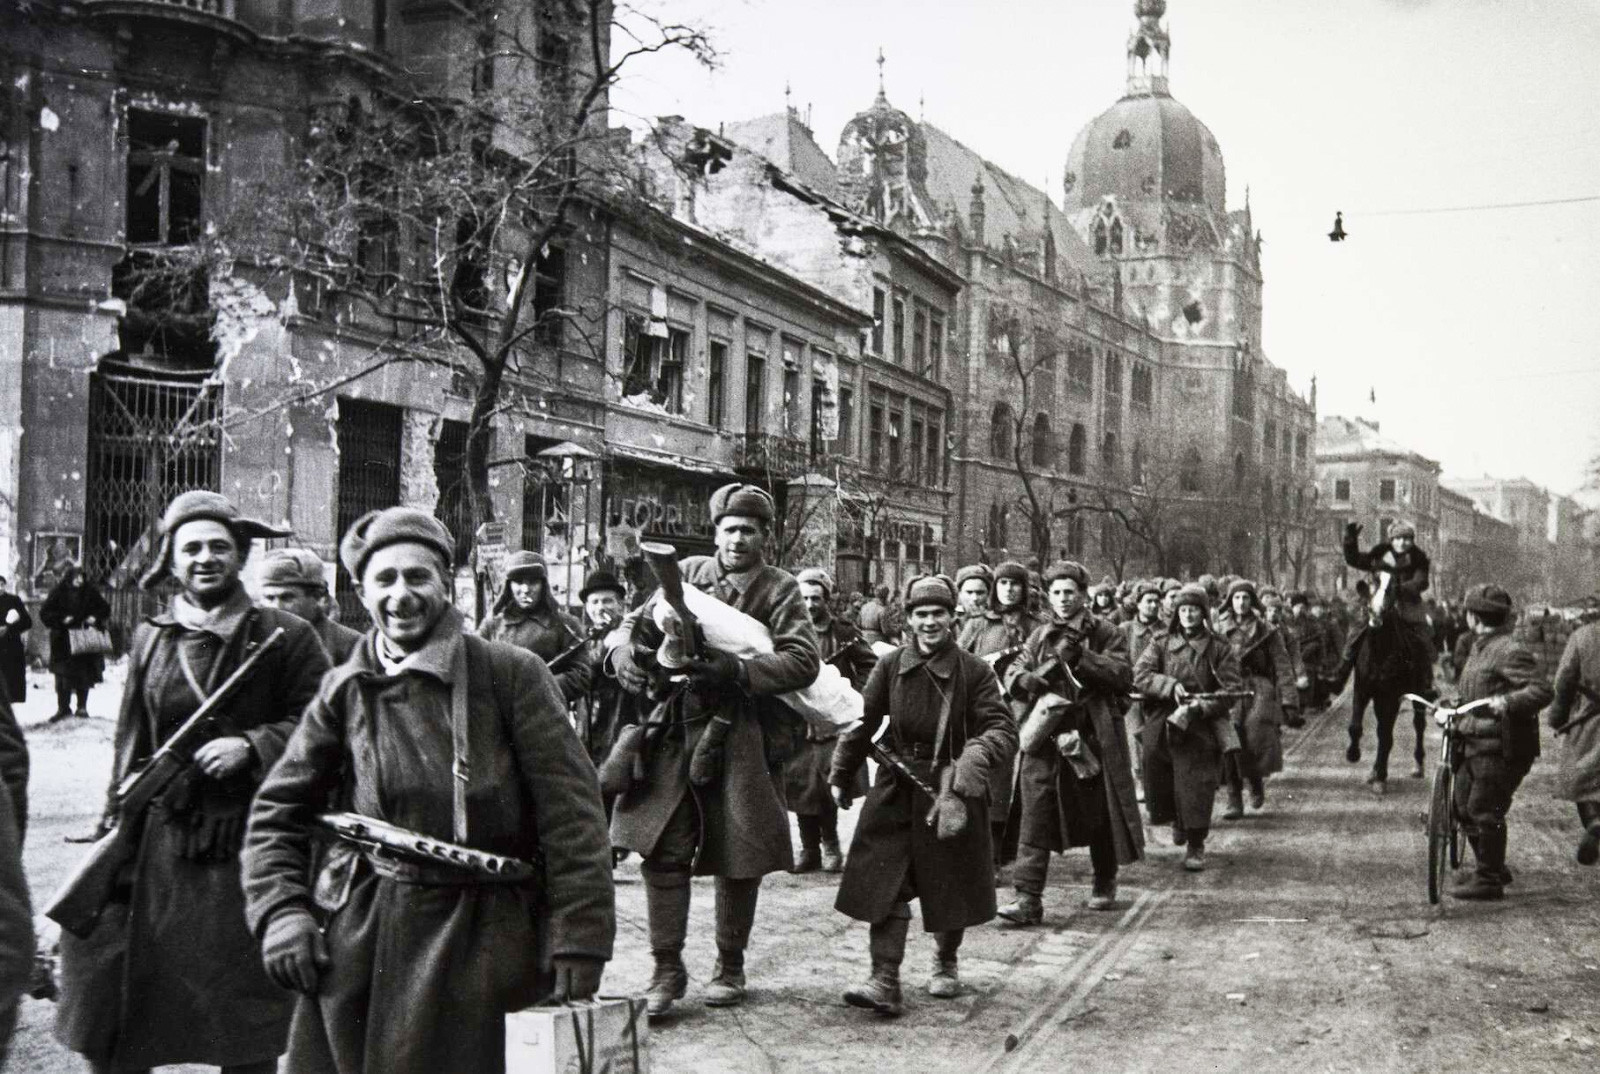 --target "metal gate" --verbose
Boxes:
[334,397,403,626]
[84,367,222,641]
